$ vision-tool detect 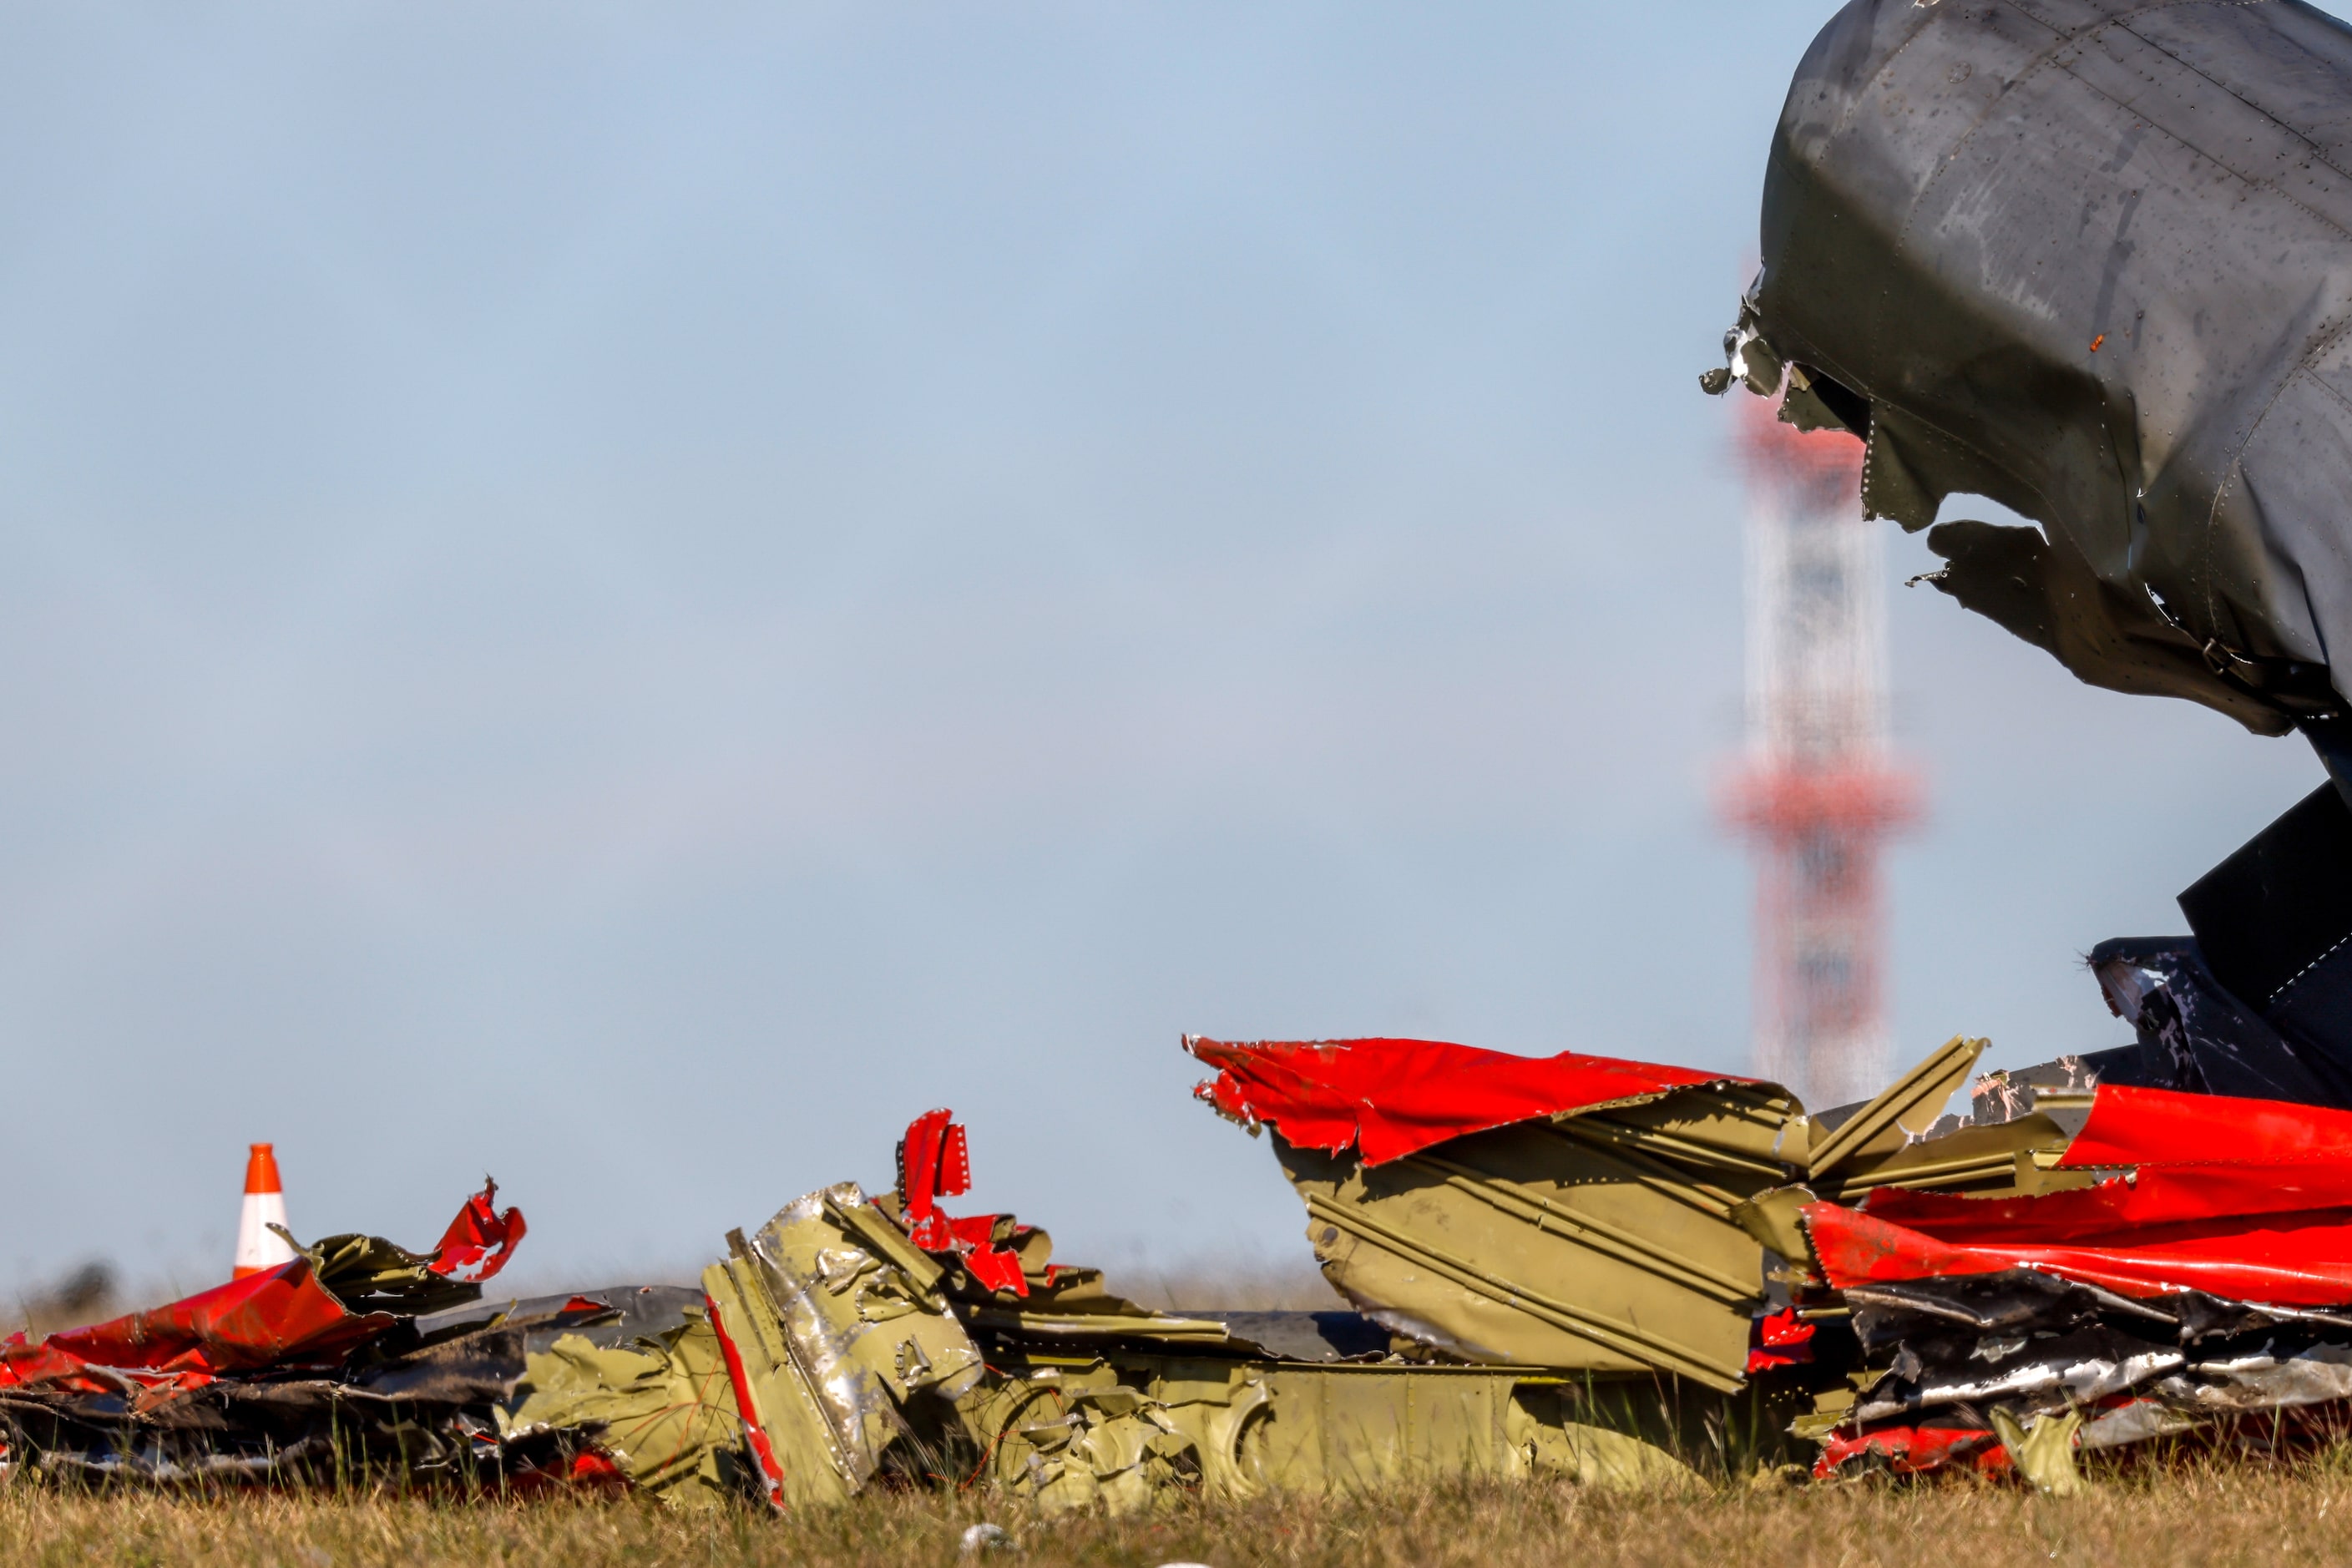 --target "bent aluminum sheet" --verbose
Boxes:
[1196,1034,2057,1388]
